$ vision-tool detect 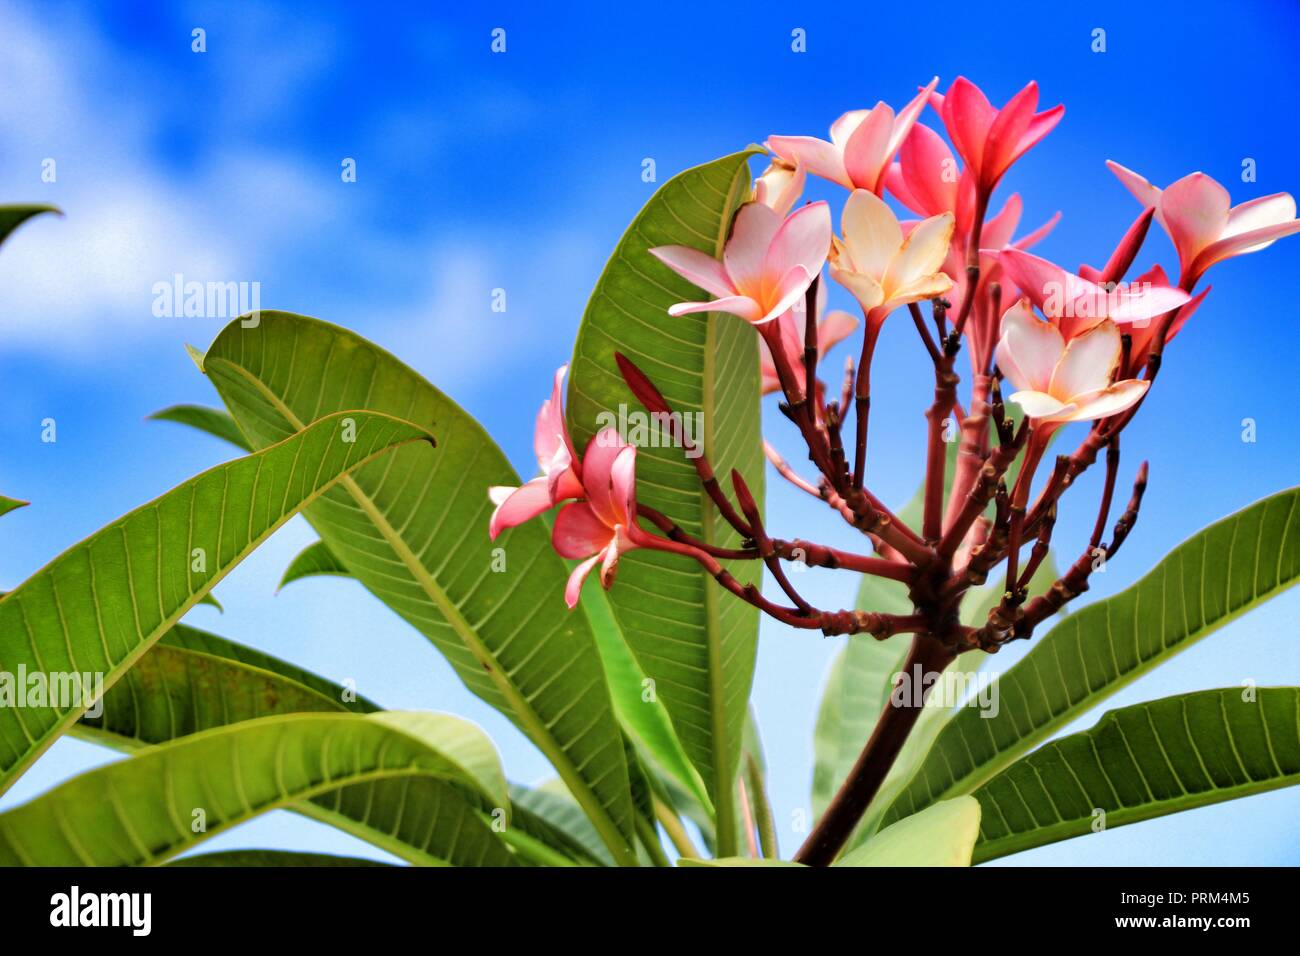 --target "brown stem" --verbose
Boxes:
[793,633,956,866]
